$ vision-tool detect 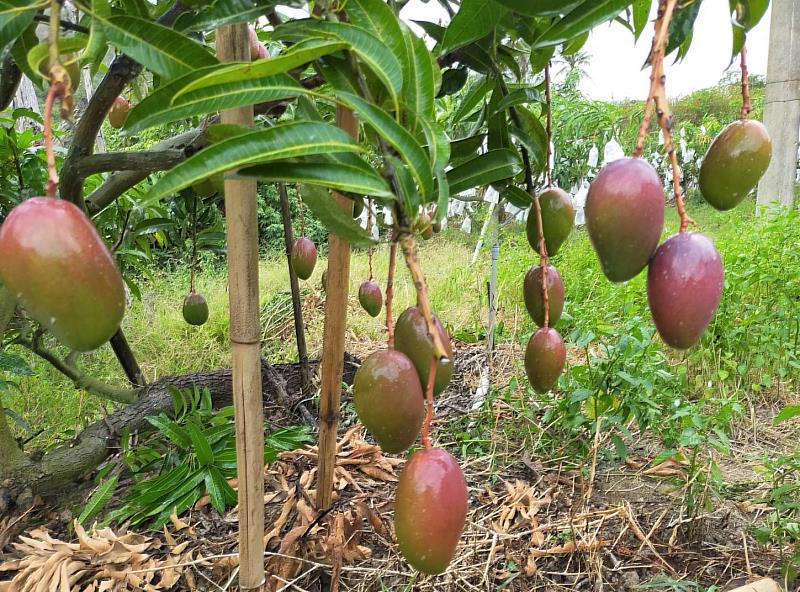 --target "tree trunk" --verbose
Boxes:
[0,356,358,512]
